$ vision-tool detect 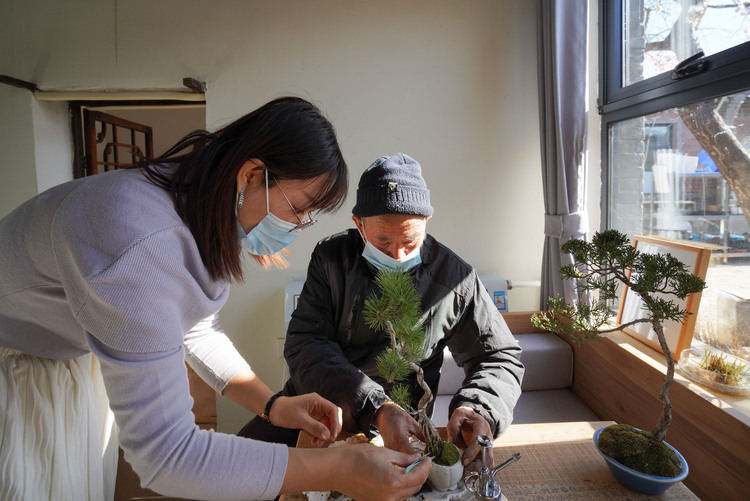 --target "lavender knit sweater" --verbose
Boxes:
[0,168,288,500]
